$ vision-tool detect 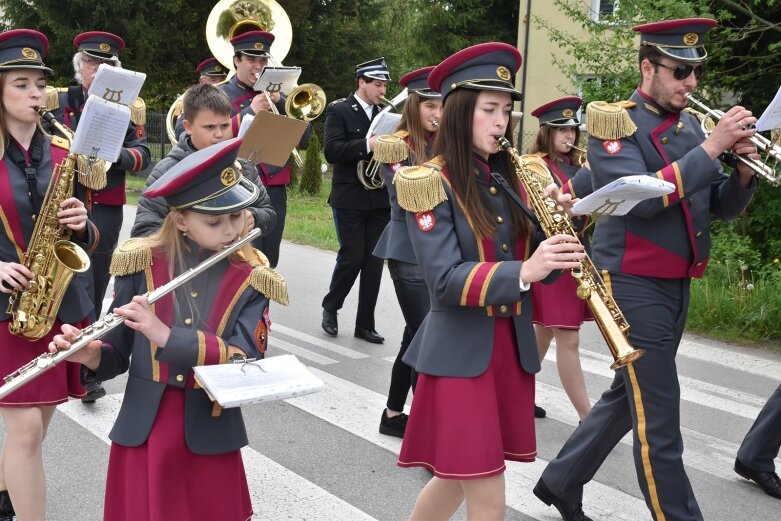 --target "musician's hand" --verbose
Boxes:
[521,233,585,283]
[543,183,579,218]
[57,197,88,232]
[0,261,32,293]
[251,93,275,114]
[733,136,761,185]
[701,105,757,160]
[49,323,102,369]
[243,209,255,235]
[368,135,379,151]
[114,295,171,347]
